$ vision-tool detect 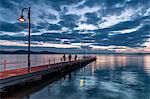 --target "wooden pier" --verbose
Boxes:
[0,57,96,92]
